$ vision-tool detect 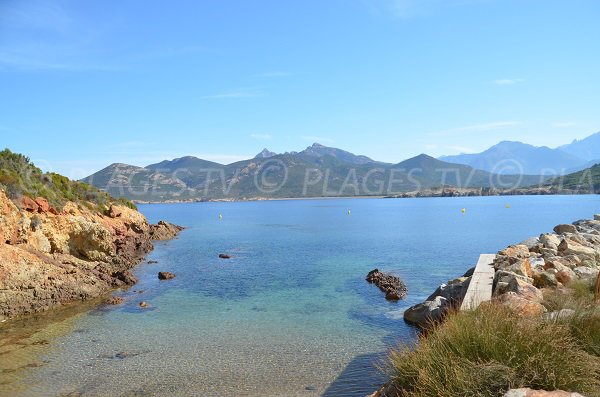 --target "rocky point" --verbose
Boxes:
[0,190,182,321]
